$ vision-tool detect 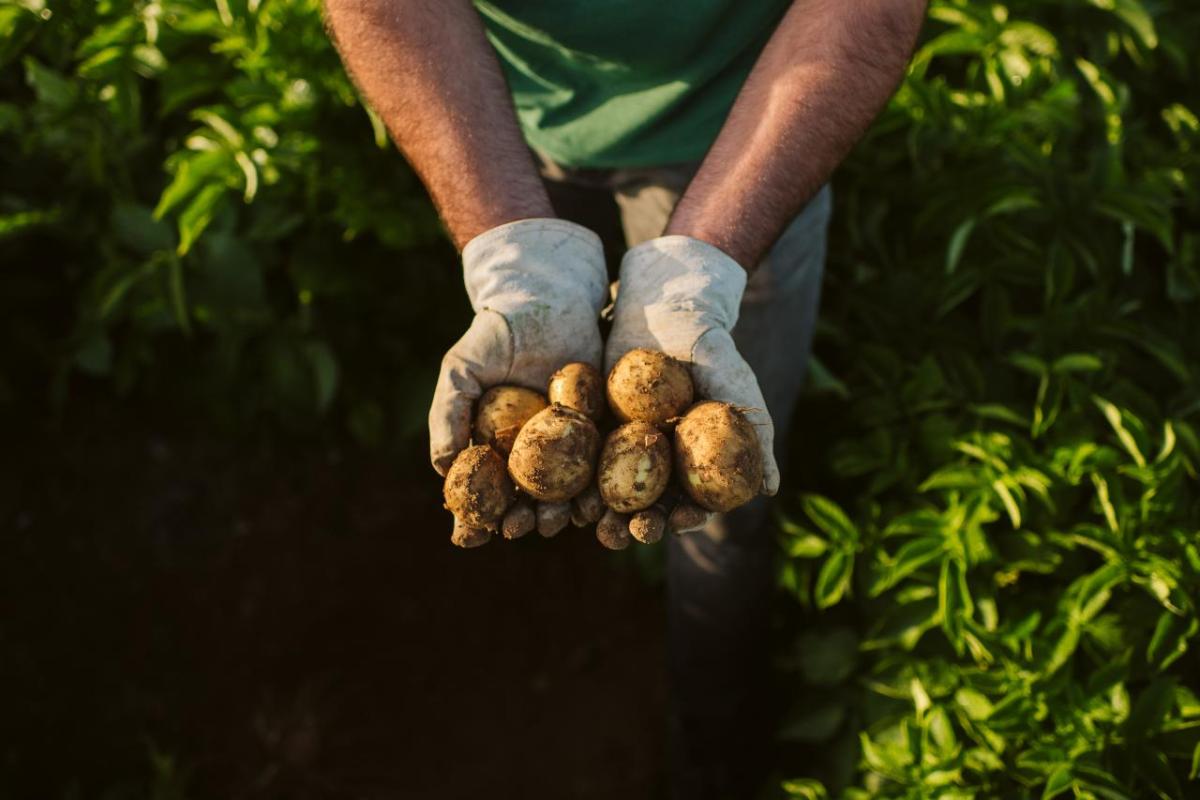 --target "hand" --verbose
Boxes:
[605,236,779,535]
[429,219,608,541]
